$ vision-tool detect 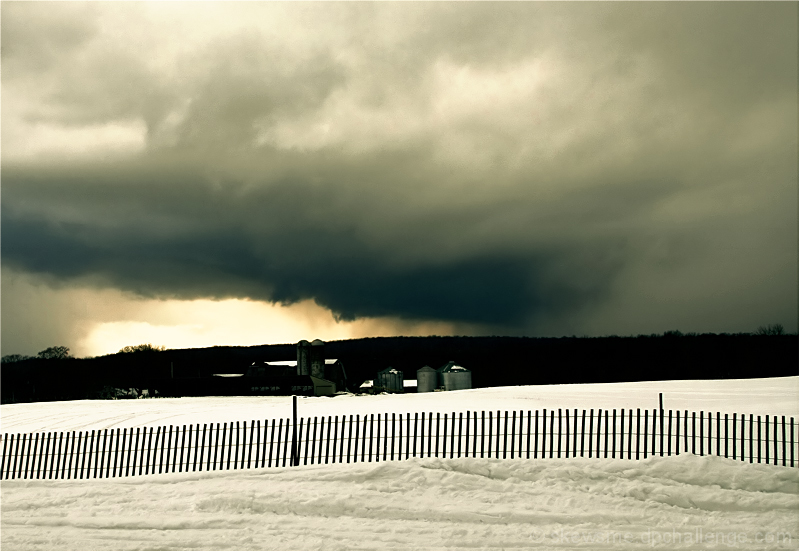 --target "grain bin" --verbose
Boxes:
[441,363,471,391]
[376,367,404,393]
[416,365,437,393]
